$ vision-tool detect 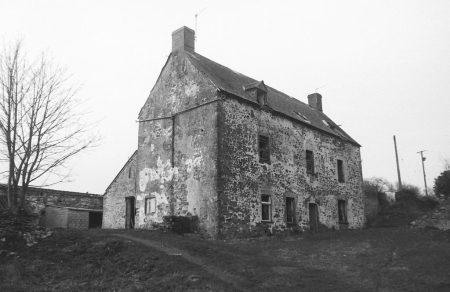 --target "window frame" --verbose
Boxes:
[261,194,272,222]
[337,159,345,183]
[305,150,315,175]
[145,196,156,215]
[258,135,271,164]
